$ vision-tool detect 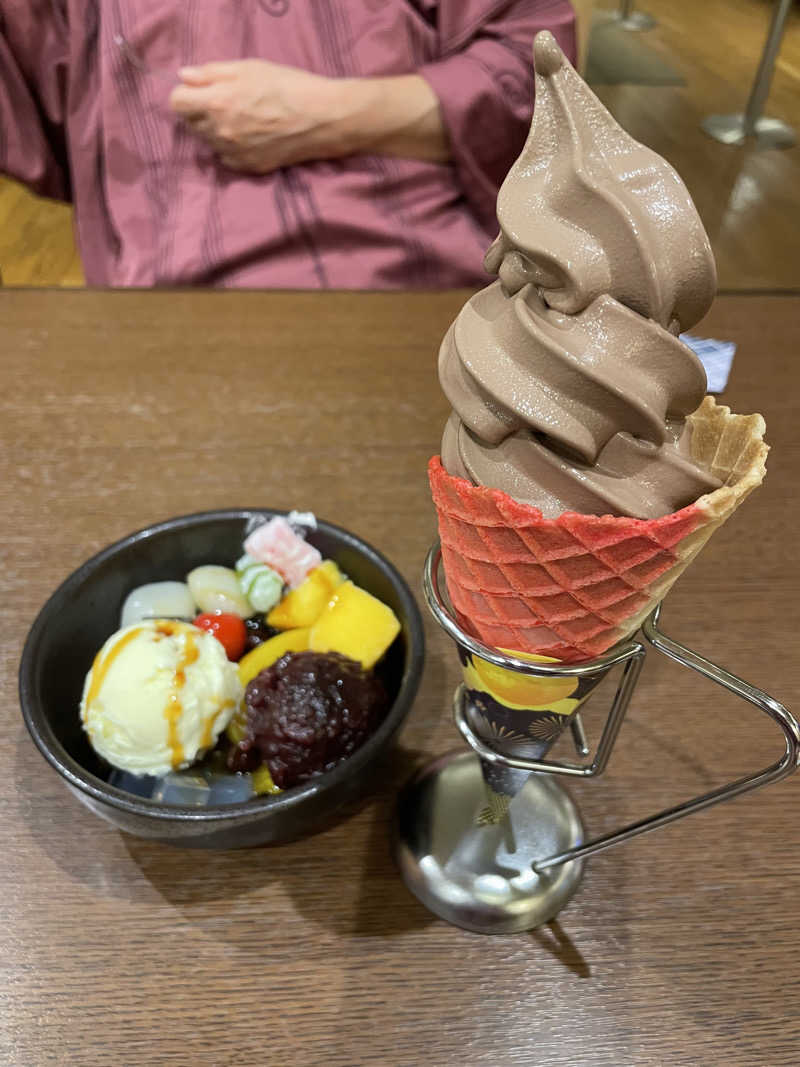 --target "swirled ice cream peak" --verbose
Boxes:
[439,31,722,519]
[486,31,716,328]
